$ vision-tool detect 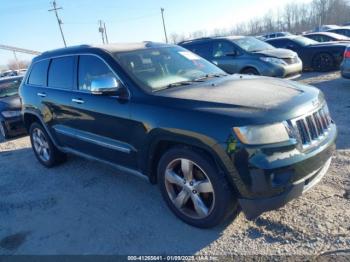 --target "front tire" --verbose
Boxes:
[157,146,238,228]
[241,67,260,75]
[29,122,66,167]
